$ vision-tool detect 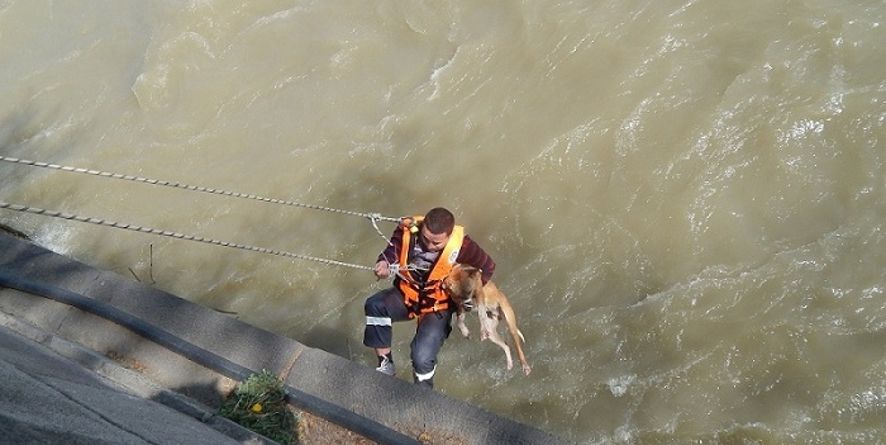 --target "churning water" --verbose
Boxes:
[1,1,884,443]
